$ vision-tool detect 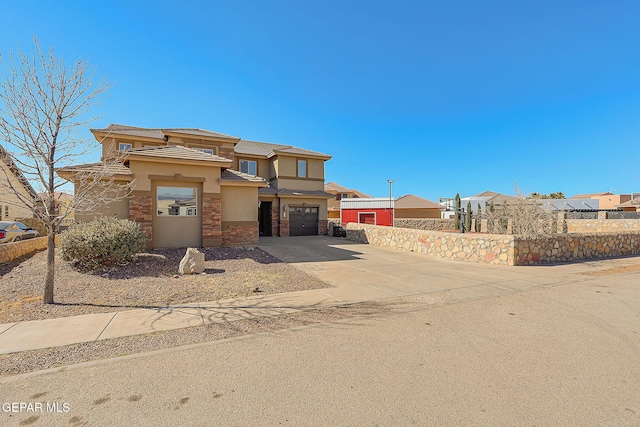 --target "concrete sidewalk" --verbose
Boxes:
[1,236,632,355]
